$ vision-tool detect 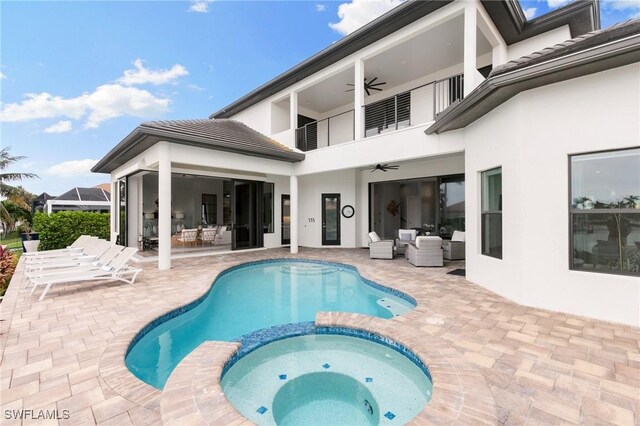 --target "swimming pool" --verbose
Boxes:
[221,334,433,425]
[126,260,415,389]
